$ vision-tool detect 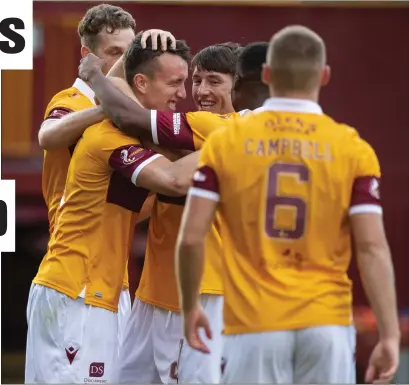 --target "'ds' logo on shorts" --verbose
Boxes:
[89,362,104,377]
